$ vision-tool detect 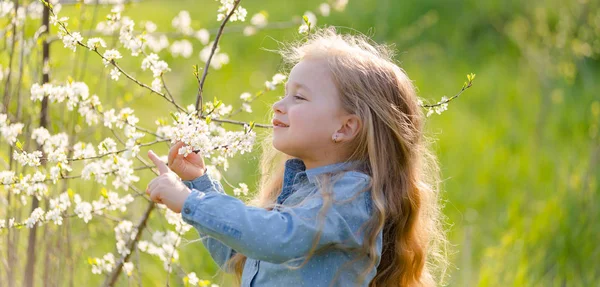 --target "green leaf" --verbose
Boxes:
[170,112,178,122]
[15,140,22,150]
